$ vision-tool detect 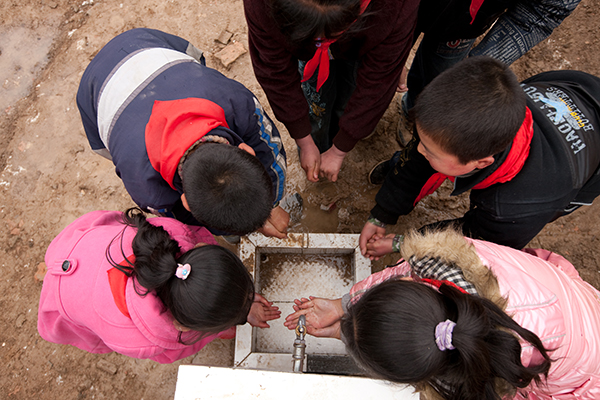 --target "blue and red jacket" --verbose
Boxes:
[77,28,286,216]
